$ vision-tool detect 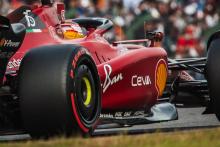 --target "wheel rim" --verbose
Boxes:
[74,64,98,124]
[81,77,92,107]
